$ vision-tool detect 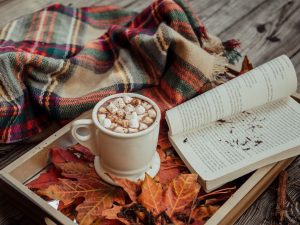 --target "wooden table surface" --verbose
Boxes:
[0,0,299,224]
